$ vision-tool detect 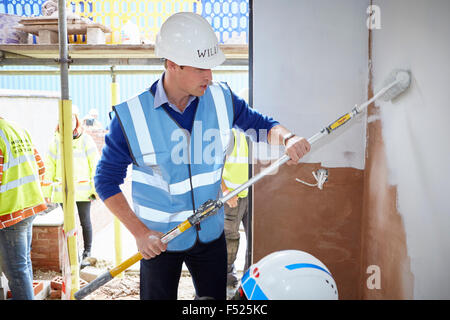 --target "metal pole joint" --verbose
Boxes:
[55,56,73,65]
